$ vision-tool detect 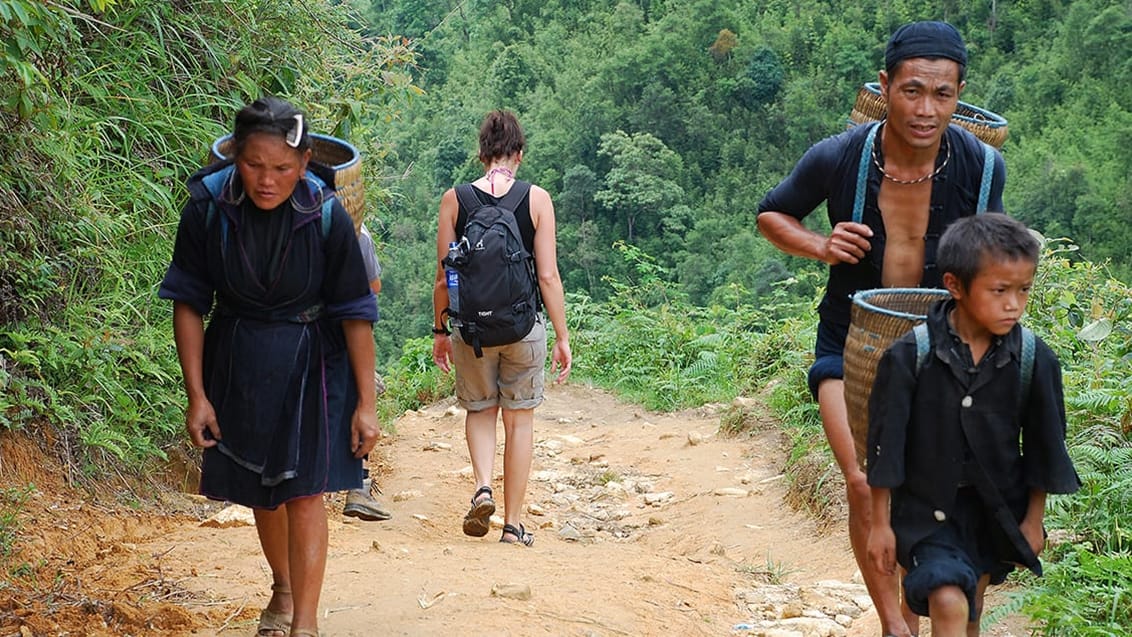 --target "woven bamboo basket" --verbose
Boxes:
[210,132,365,233]
[843,288,951,469]
[848,82,1009,149]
